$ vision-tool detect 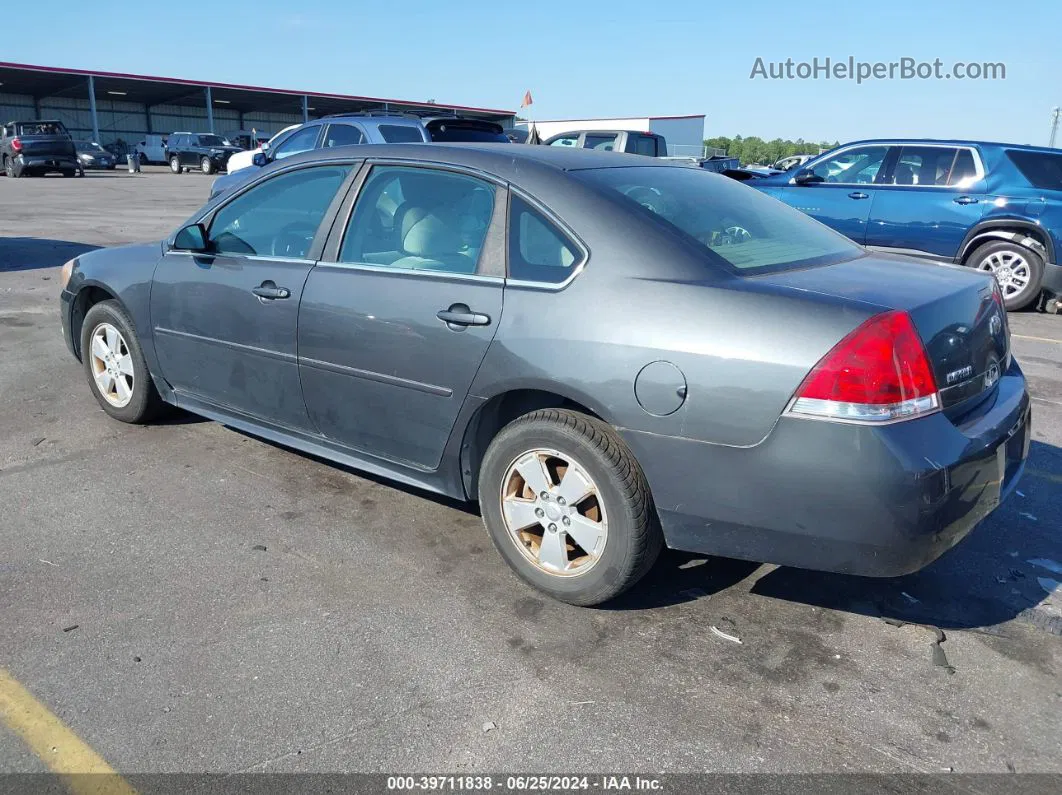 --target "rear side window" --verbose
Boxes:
[508,195,580,284]
[632,136,658,156]
[887,146,960,186]
[1007,150,1062,190]
[323,123,366,147]
[378,125,425,143]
